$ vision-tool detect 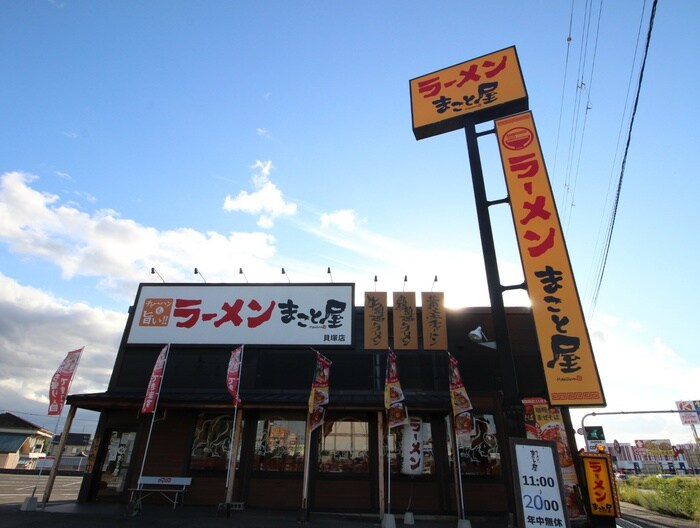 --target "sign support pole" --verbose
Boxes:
[464,120,524,425]
[463,119,525,522]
